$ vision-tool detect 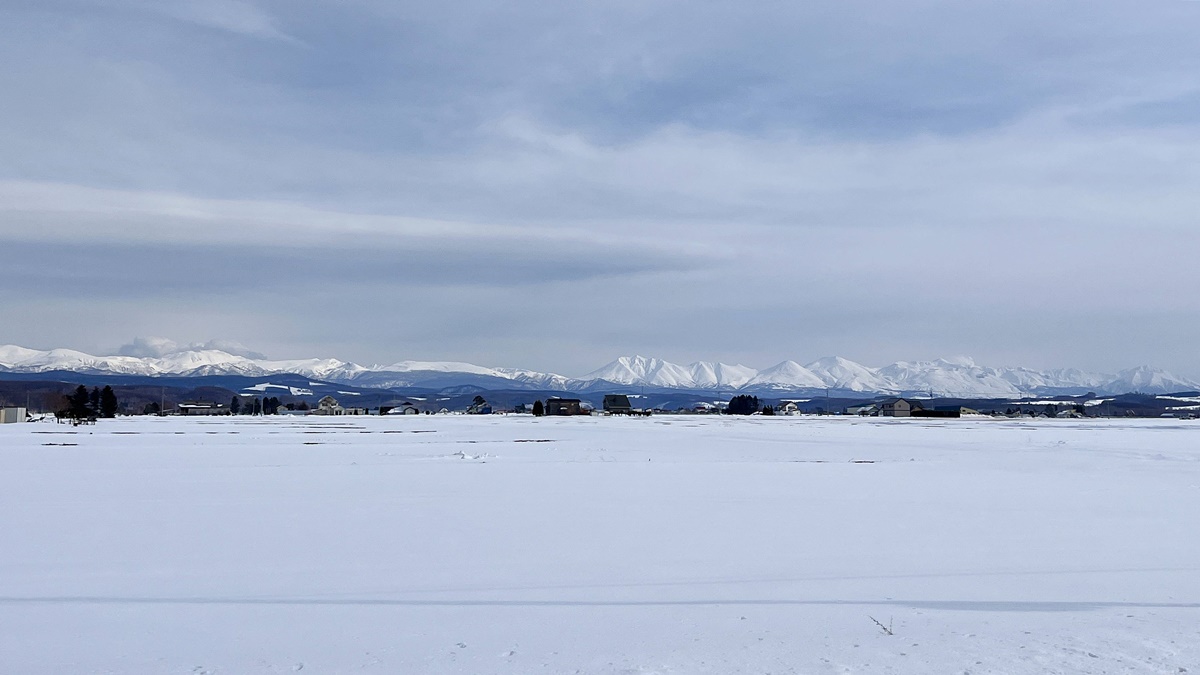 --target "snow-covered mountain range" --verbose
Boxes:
[0,345,1196,397]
